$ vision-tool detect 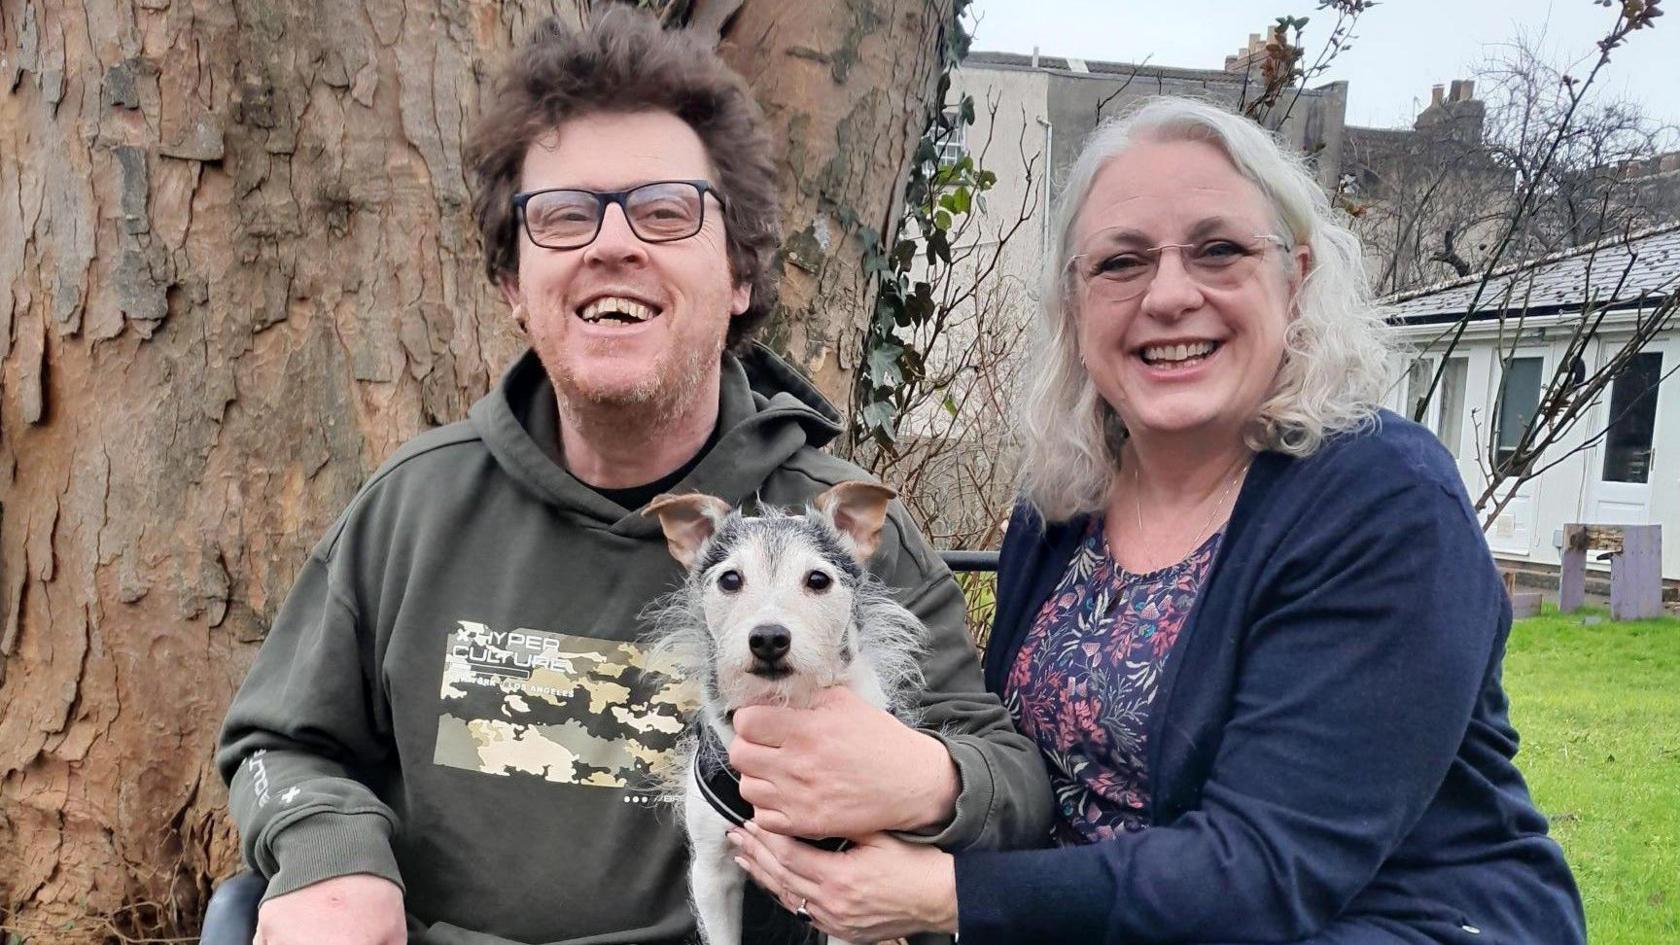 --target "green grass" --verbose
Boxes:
[1504,607,1680,944]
